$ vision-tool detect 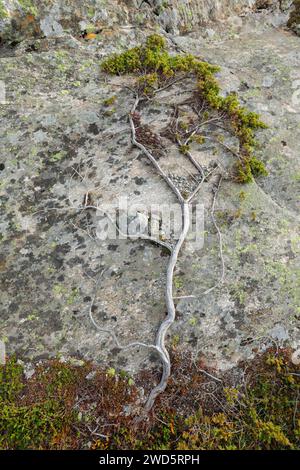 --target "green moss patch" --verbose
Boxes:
[101,35,268,184]
[0,1,8,19]
[1,349,299,450]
